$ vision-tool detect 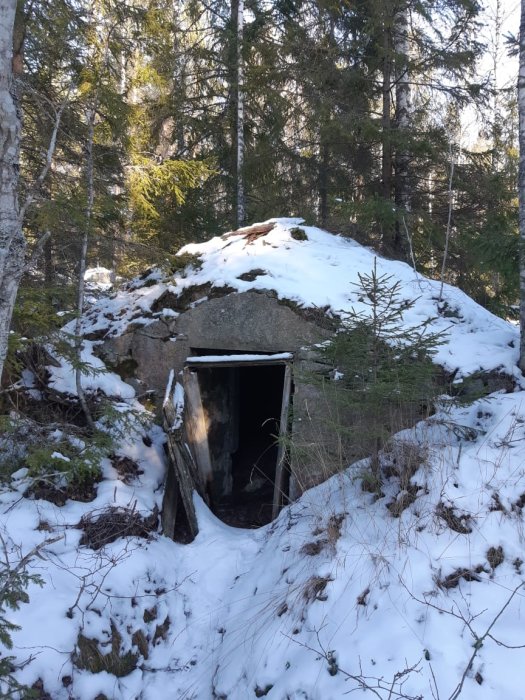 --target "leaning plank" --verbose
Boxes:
[160,458,178,539]
[272,362,293,520]
[162,376,203,540]
[183,368,213,489]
